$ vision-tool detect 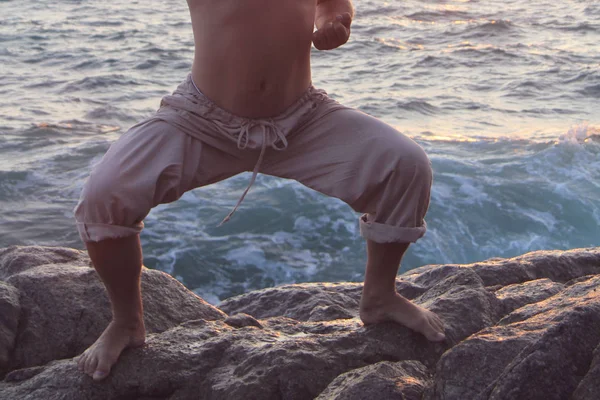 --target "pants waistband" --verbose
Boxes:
[175,75,328,225]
